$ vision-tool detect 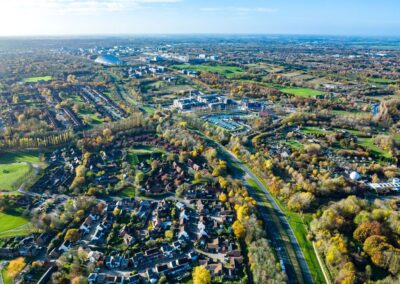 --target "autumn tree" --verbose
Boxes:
[6,257,26,279]
[65,229,80,243]
[192,266,211,284]
[232,220,245,238]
